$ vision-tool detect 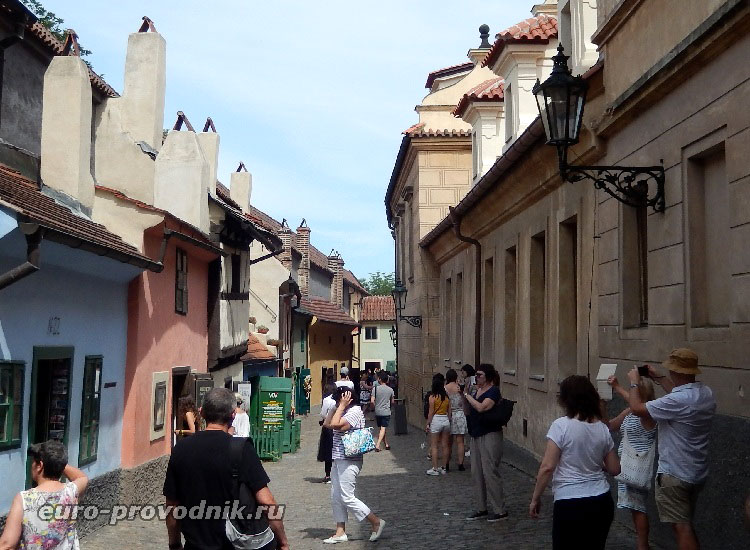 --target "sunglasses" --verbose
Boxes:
[476,373,485,377]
